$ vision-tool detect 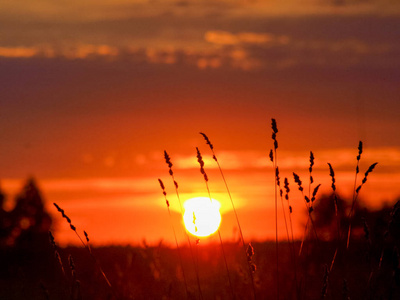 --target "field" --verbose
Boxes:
[2,124,400,300]
[1,198,399,300]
